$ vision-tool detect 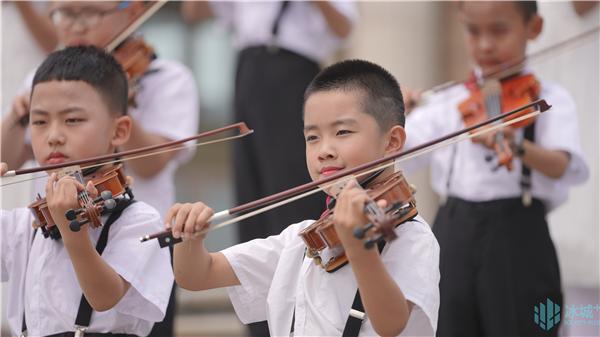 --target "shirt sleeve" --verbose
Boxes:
[0,208,34,282]
[100,202,174,322]
[220,222,301,324]
[134,60,200,164]
[381,218,440,335]
[535,82,589,186]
